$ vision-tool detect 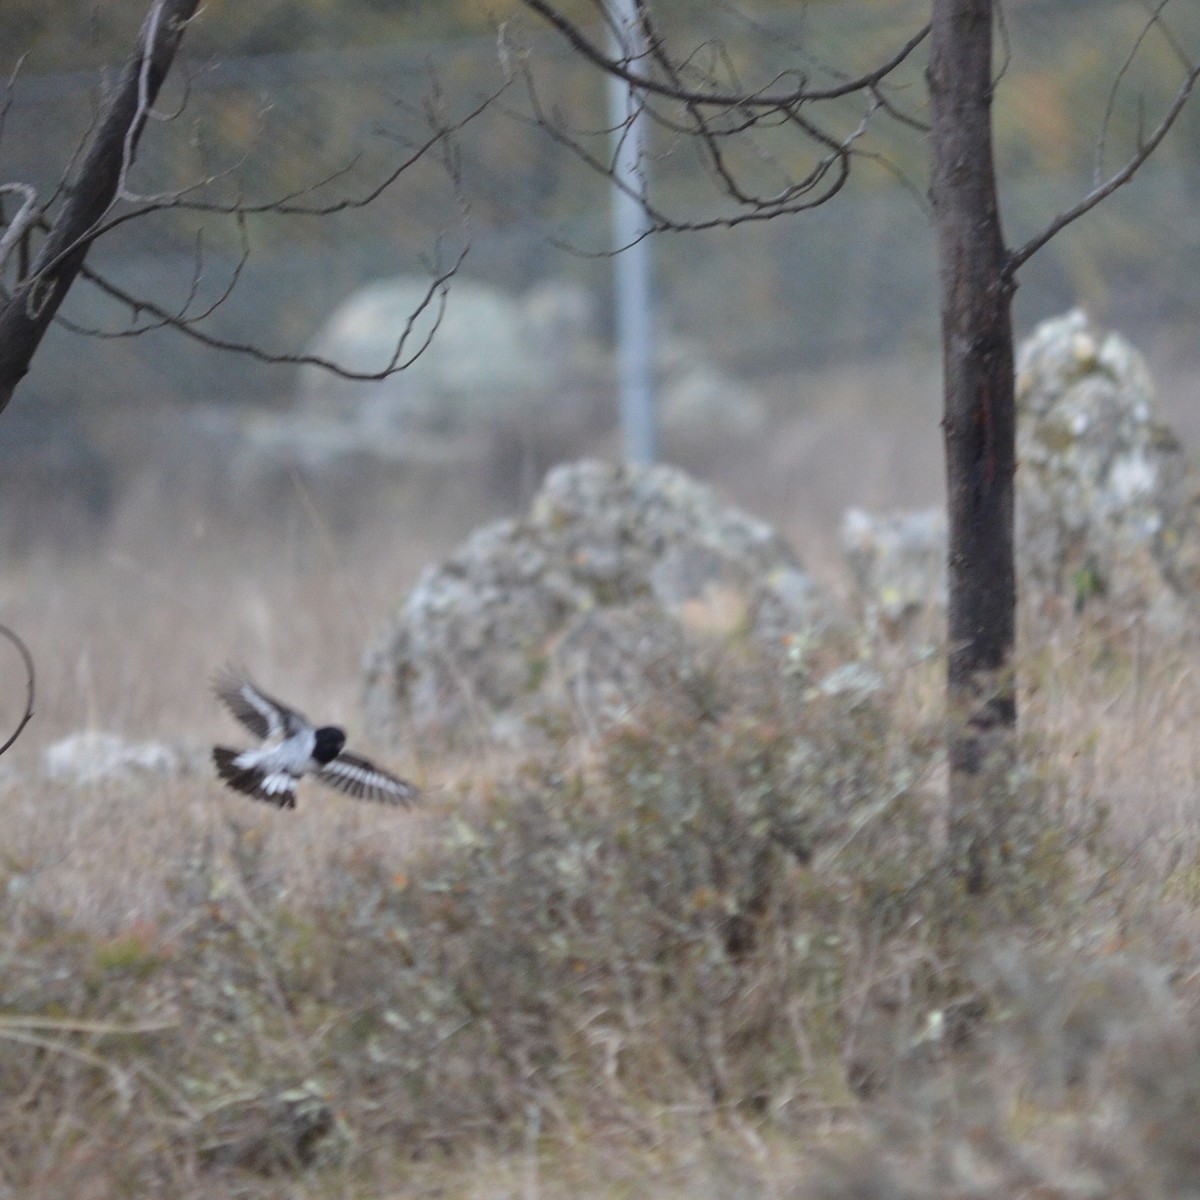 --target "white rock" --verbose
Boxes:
[43,732,199,787]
